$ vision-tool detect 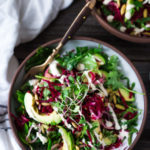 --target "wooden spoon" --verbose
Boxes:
[24,0,96,80]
